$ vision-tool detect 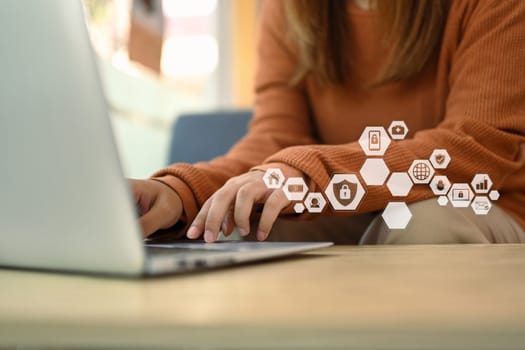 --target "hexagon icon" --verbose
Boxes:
[293,203,305,214]
[471,196,492,215]
[304,192,327,214]
[386,172,413,197]
[324,174,366,211]
[489,190,500,201]
[358,126,391,156]
[381,202,412,229]
[408,160,435,184]
[388,121,409,140]
[447,183,474,208]
[360,159,390,186]
[283,177,308,201]
[429,149,451,169]
[471,174,493,194]
[430,175,451,196]
[437,196,449,206]
[263,168,285,189]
